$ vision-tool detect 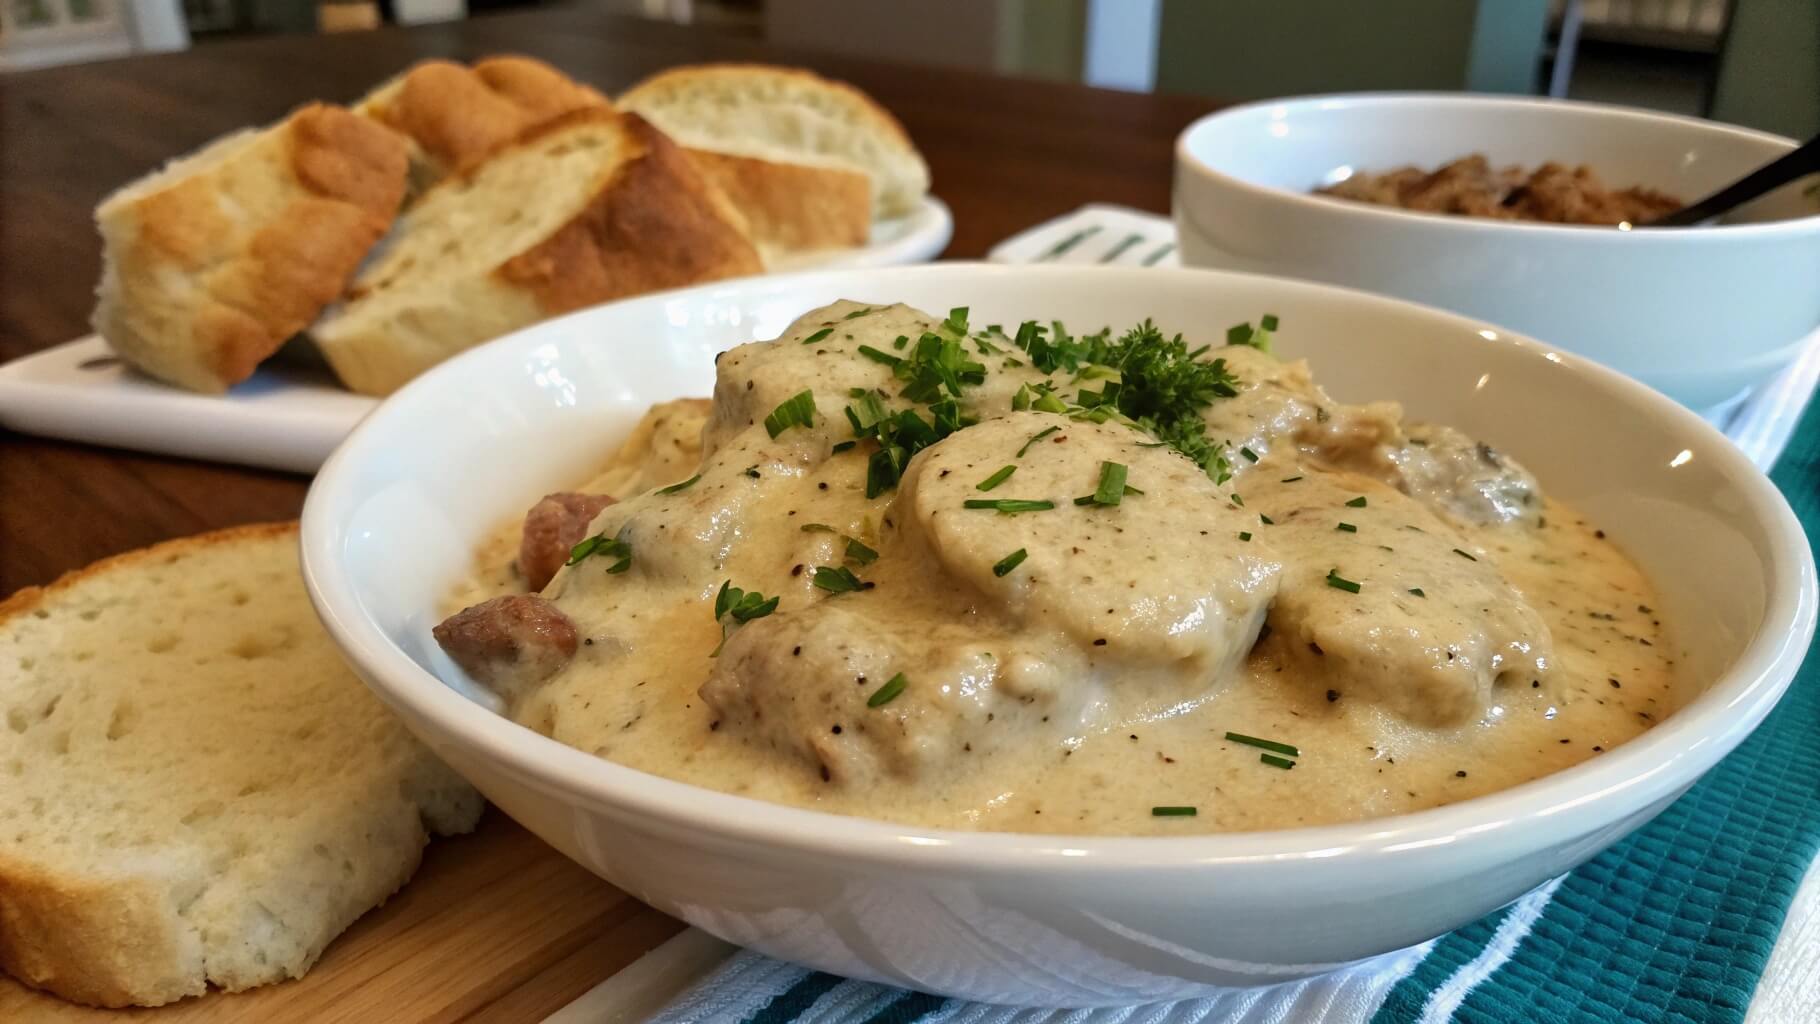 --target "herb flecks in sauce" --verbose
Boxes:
[448,298,1678,839]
